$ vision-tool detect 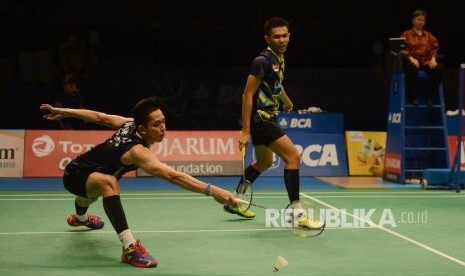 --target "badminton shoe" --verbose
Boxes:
[67,213,105,230]
[223,204,255,218]
[298,217,325,229]
[289,202,324,229]
[296,212,325,229]
[122,240,158,268]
